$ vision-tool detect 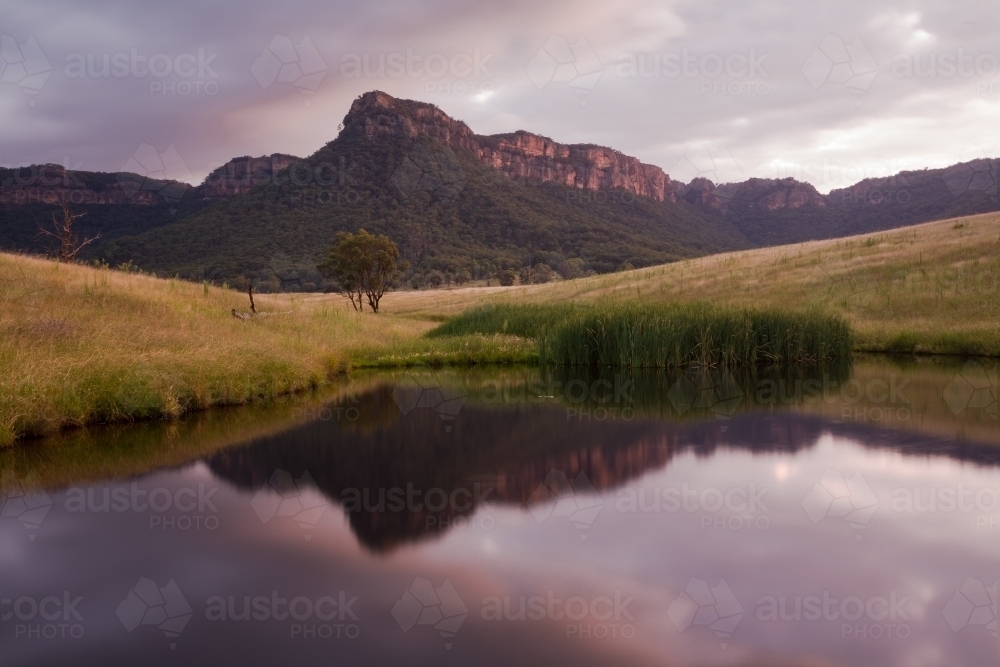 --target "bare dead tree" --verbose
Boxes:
[37,202,100,262]
[248,284,256,314]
